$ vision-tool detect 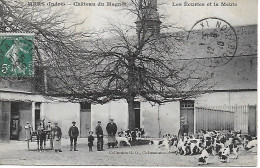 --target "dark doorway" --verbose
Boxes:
[35,102,41,129]
[134,101,140,129]
[80,102,91,138]
[10,102,20,140]
[180,100,195,134]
